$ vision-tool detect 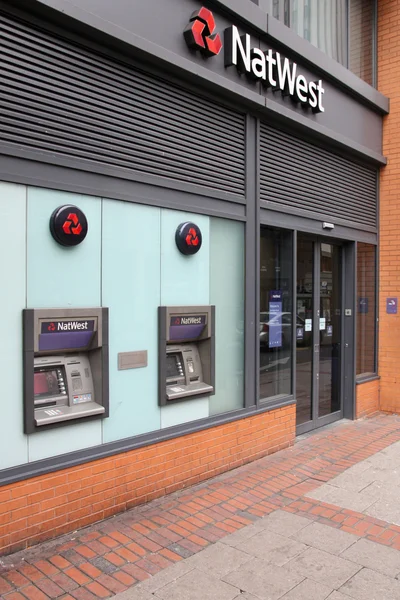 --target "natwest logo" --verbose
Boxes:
[183,7,222,57]
[183,9,325,113]
[171,316,206,326]
[225,26,325,113]
[57,321,89,331]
